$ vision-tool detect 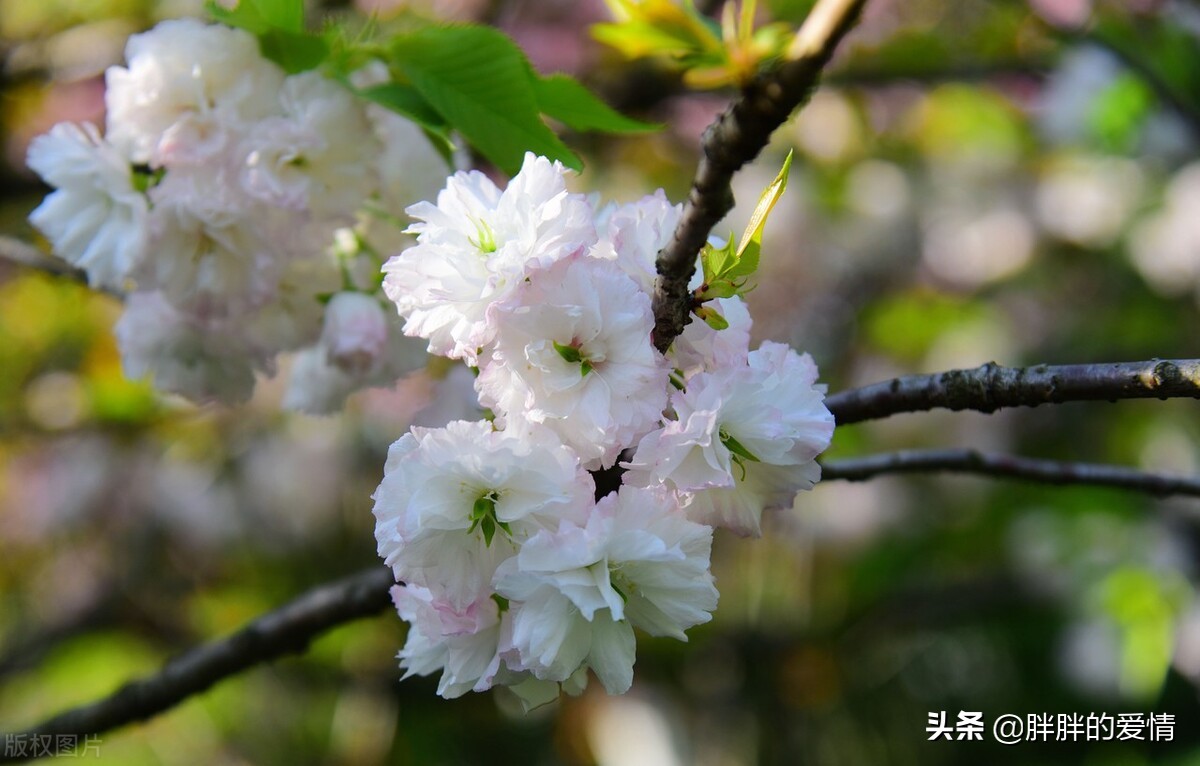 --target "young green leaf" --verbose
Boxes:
[696,152,793,302]
[733,149,792,278]
[593,0,722,59]
[389,25,580,175]
[695,305,729,331]
[532,74,659,134]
